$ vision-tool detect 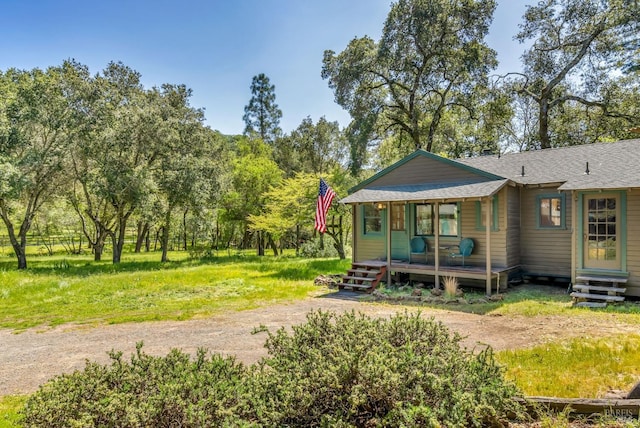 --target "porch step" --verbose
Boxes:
[336,282,375,291]
[348,268,379,275]
[569,292,625,302]
[571,274,627,307]
[341,275,377,282]
[575,275,627,284]
[339,261,387,293]
[574,301,608,309]
[572,284,626,294]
